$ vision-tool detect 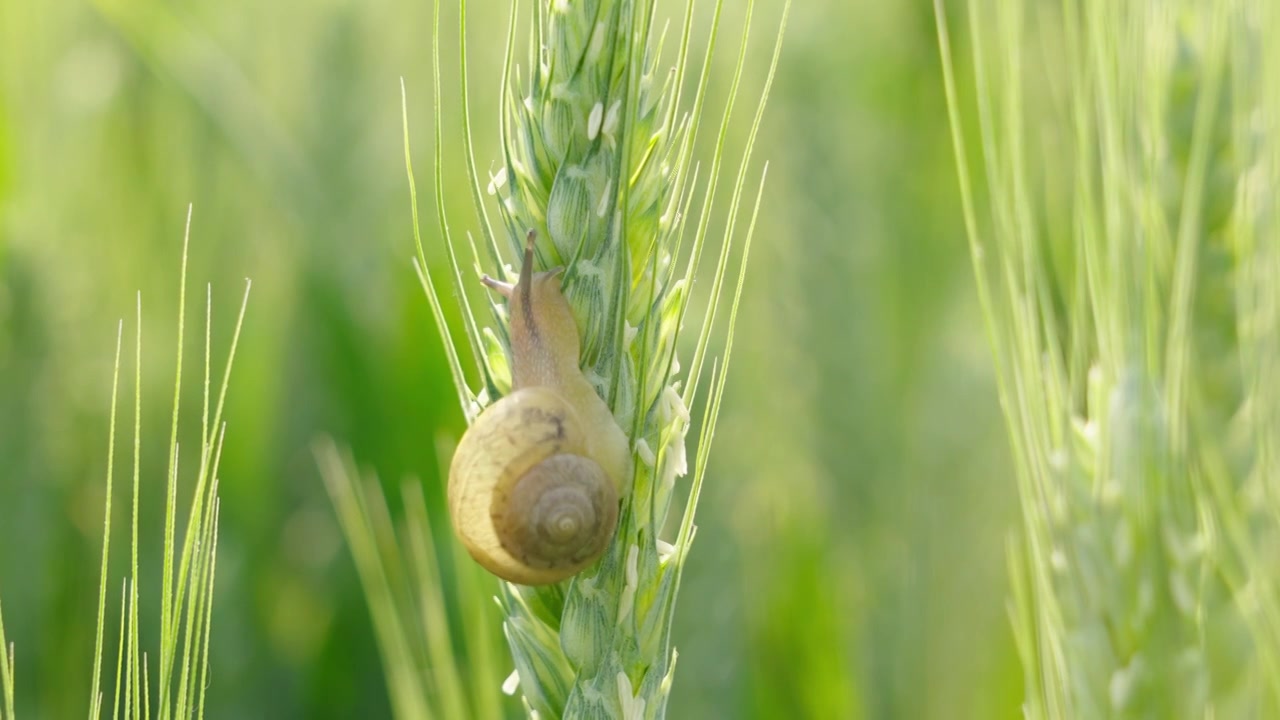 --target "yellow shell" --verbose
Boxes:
[448,386,620,585]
